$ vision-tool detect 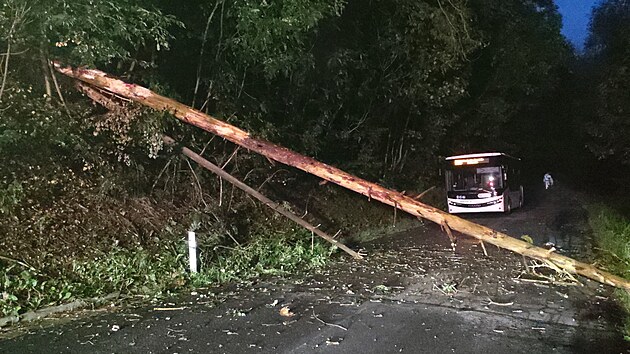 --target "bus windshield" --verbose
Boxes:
[447,166,503,192]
